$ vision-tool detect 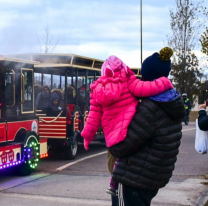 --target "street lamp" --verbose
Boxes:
[140,0,142,67]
